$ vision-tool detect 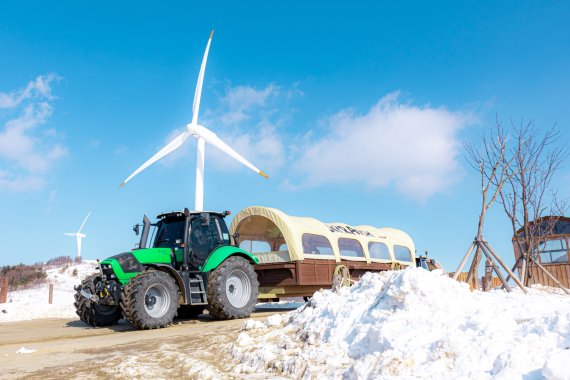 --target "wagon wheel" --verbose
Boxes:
[391,262,403,270]
[332,265,351,292]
